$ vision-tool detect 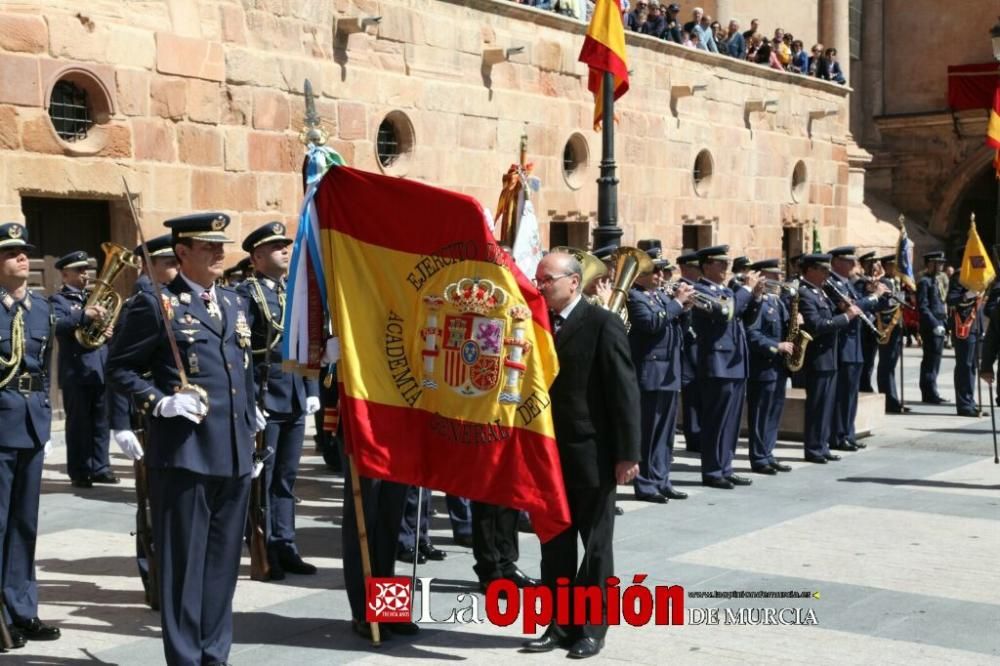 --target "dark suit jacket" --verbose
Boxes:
[917,274,946,330]
[626,286,684,392]
[549,298,641,489]
[747,293,788,382]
